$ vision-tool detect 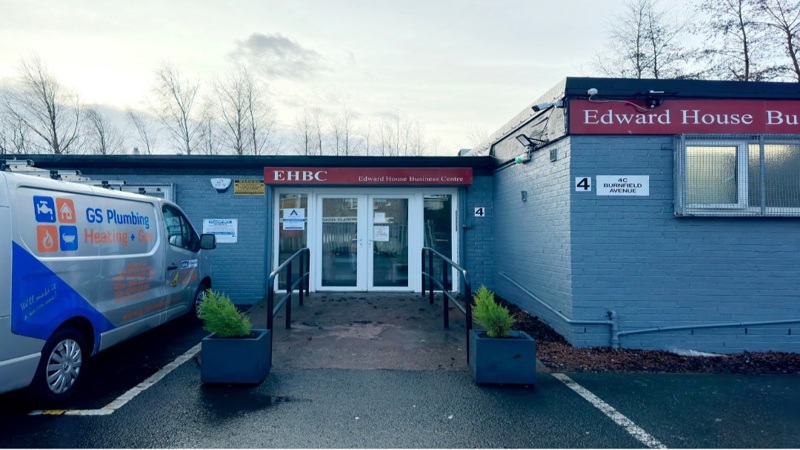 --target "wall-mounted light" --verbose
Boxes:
[532,100,564,112]
[515,134,545,148]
